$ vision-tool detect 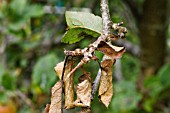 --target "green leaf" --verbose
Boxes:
[65,11,102,31]
[10,0,27,15]
[62,27,100,44]
[8,19,27,31]
[62,11,102,44]
[7,0,43,32]
[0,61,5,83]
[144,76,163,97]
[158,64,170,88]
[25,5,44,18]
[31,54,58,94]
[1,73,16,90]
[0,92,8,105]
[143,99,154,113]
